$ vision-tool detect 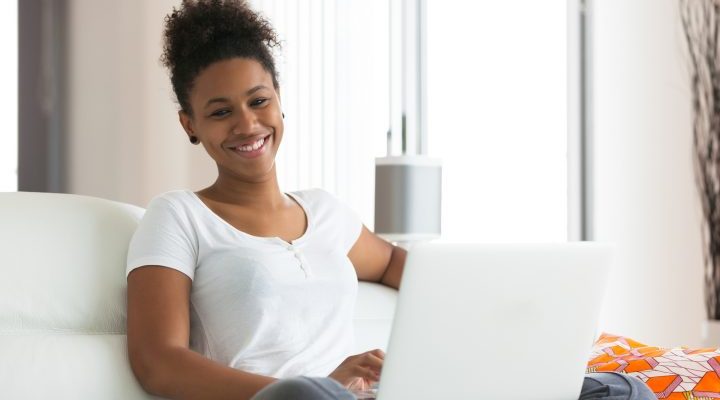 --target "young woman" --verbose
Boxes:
[125,1,654,399]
